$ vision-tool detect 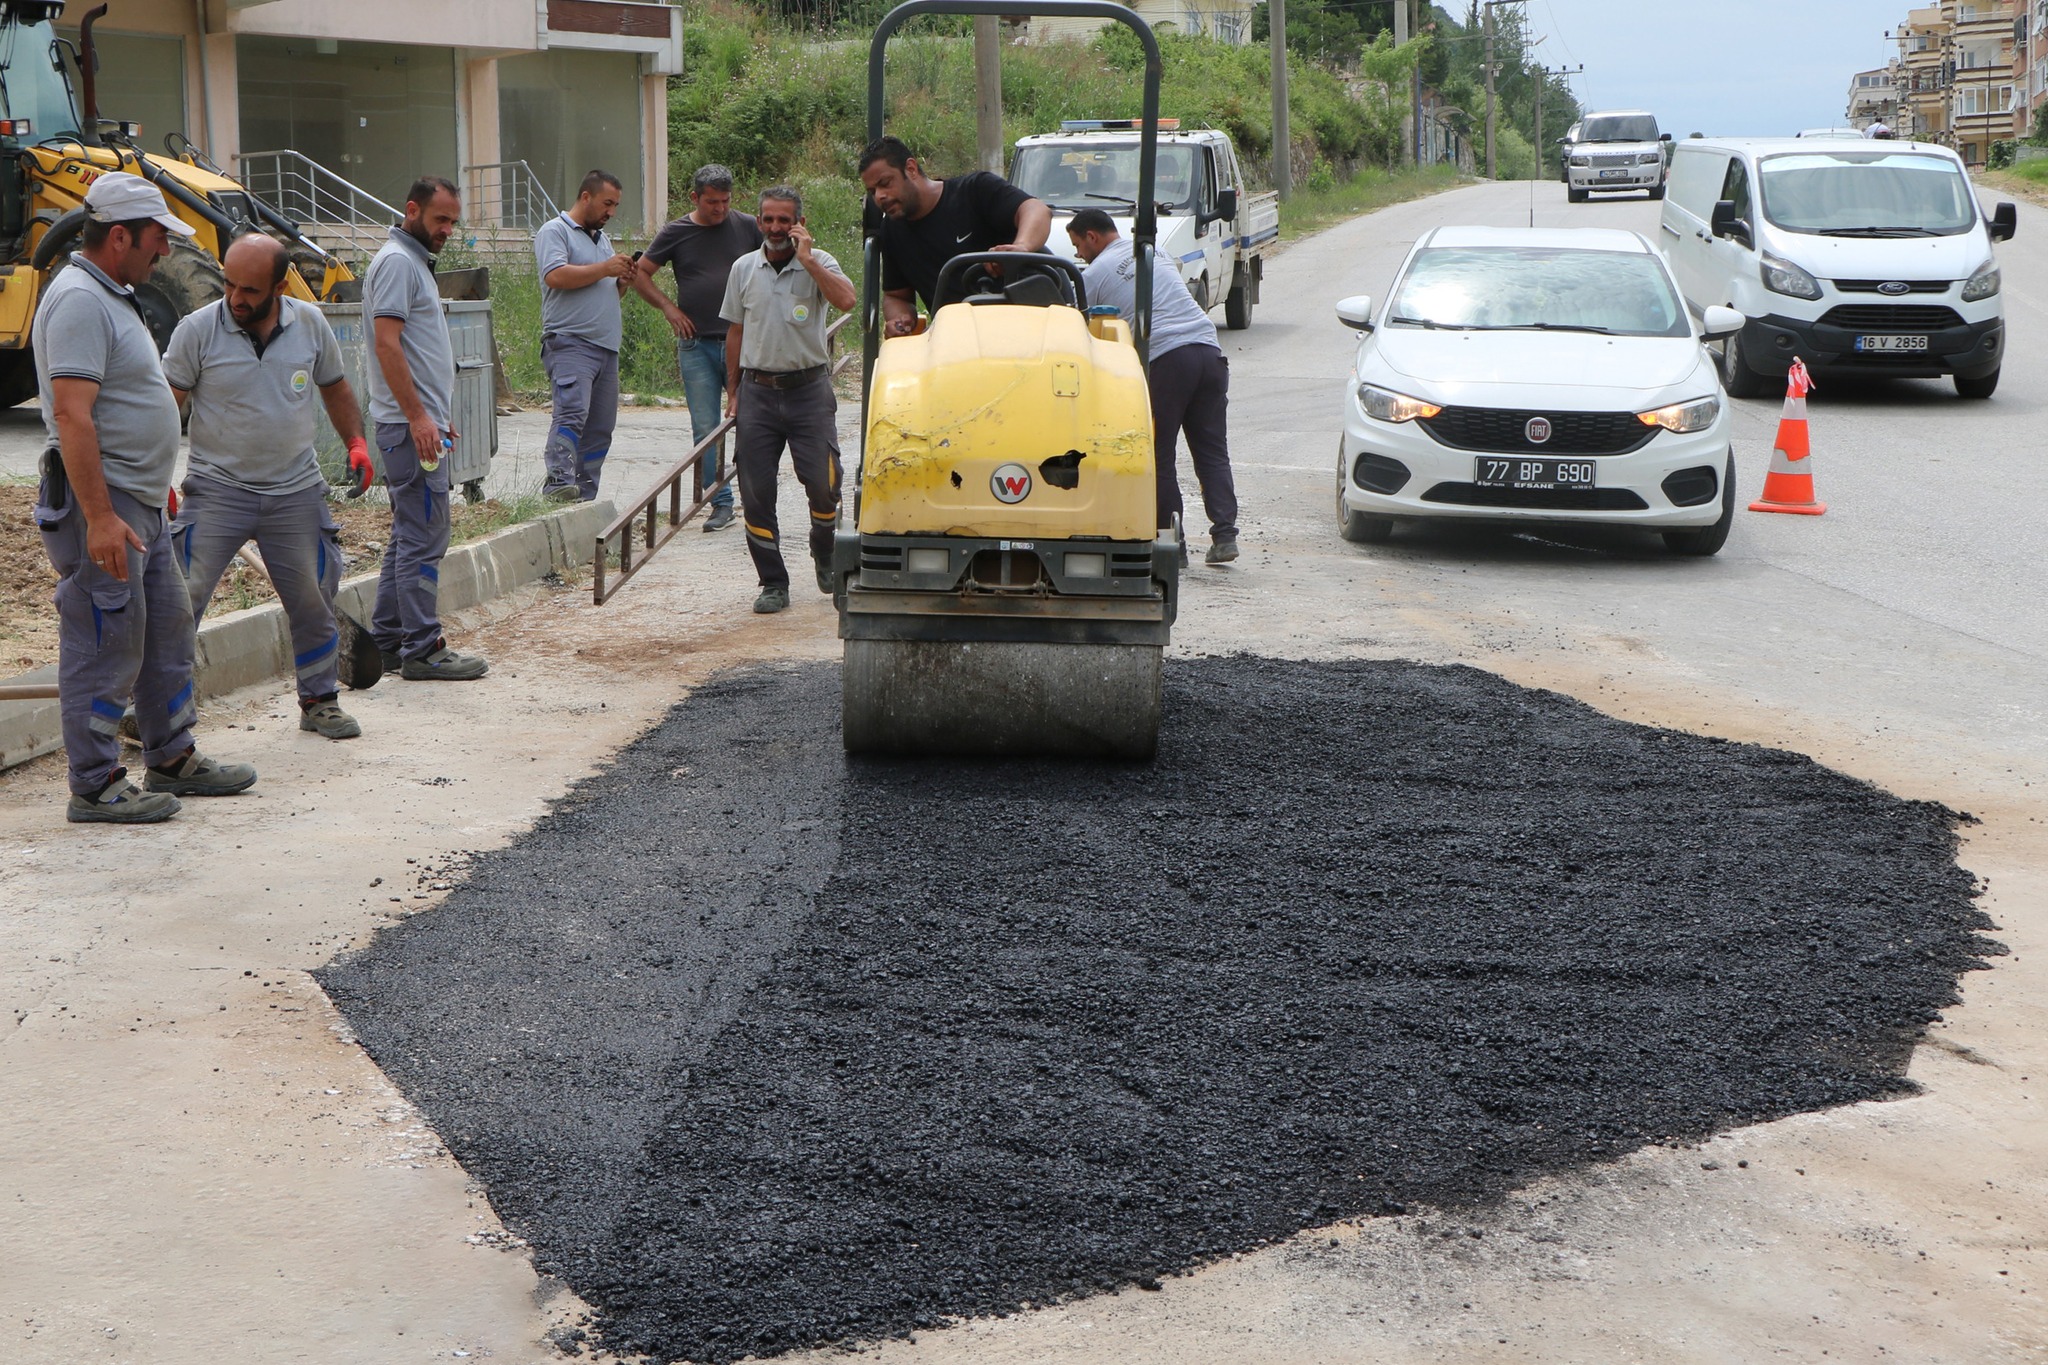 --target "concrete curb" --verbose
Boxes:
[0,499,613,773]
